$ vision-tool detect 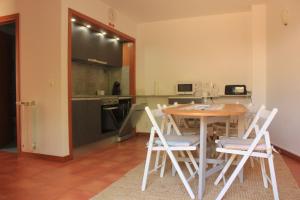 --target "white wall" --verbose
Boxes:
[0,0,17,15]
[18,0,65,156]
[266,0,300,156]
[136,12,252,95]
[251,4,267,107]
